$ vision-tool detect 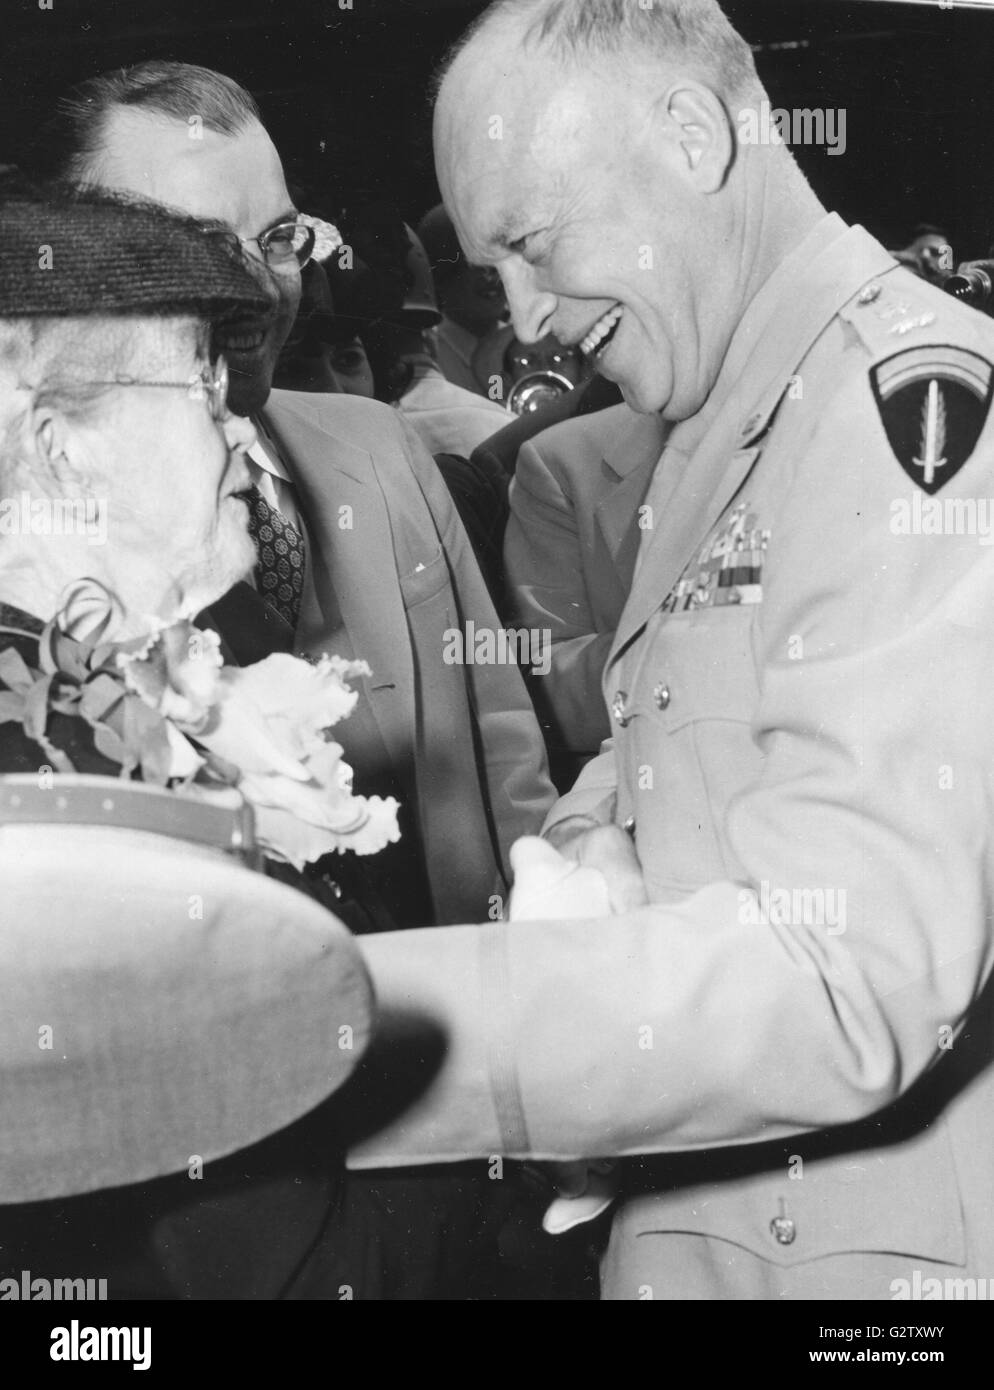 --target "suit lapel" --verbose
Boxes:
[594,415,671,592]
[259,398,416,777]
[595,471,651,604]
